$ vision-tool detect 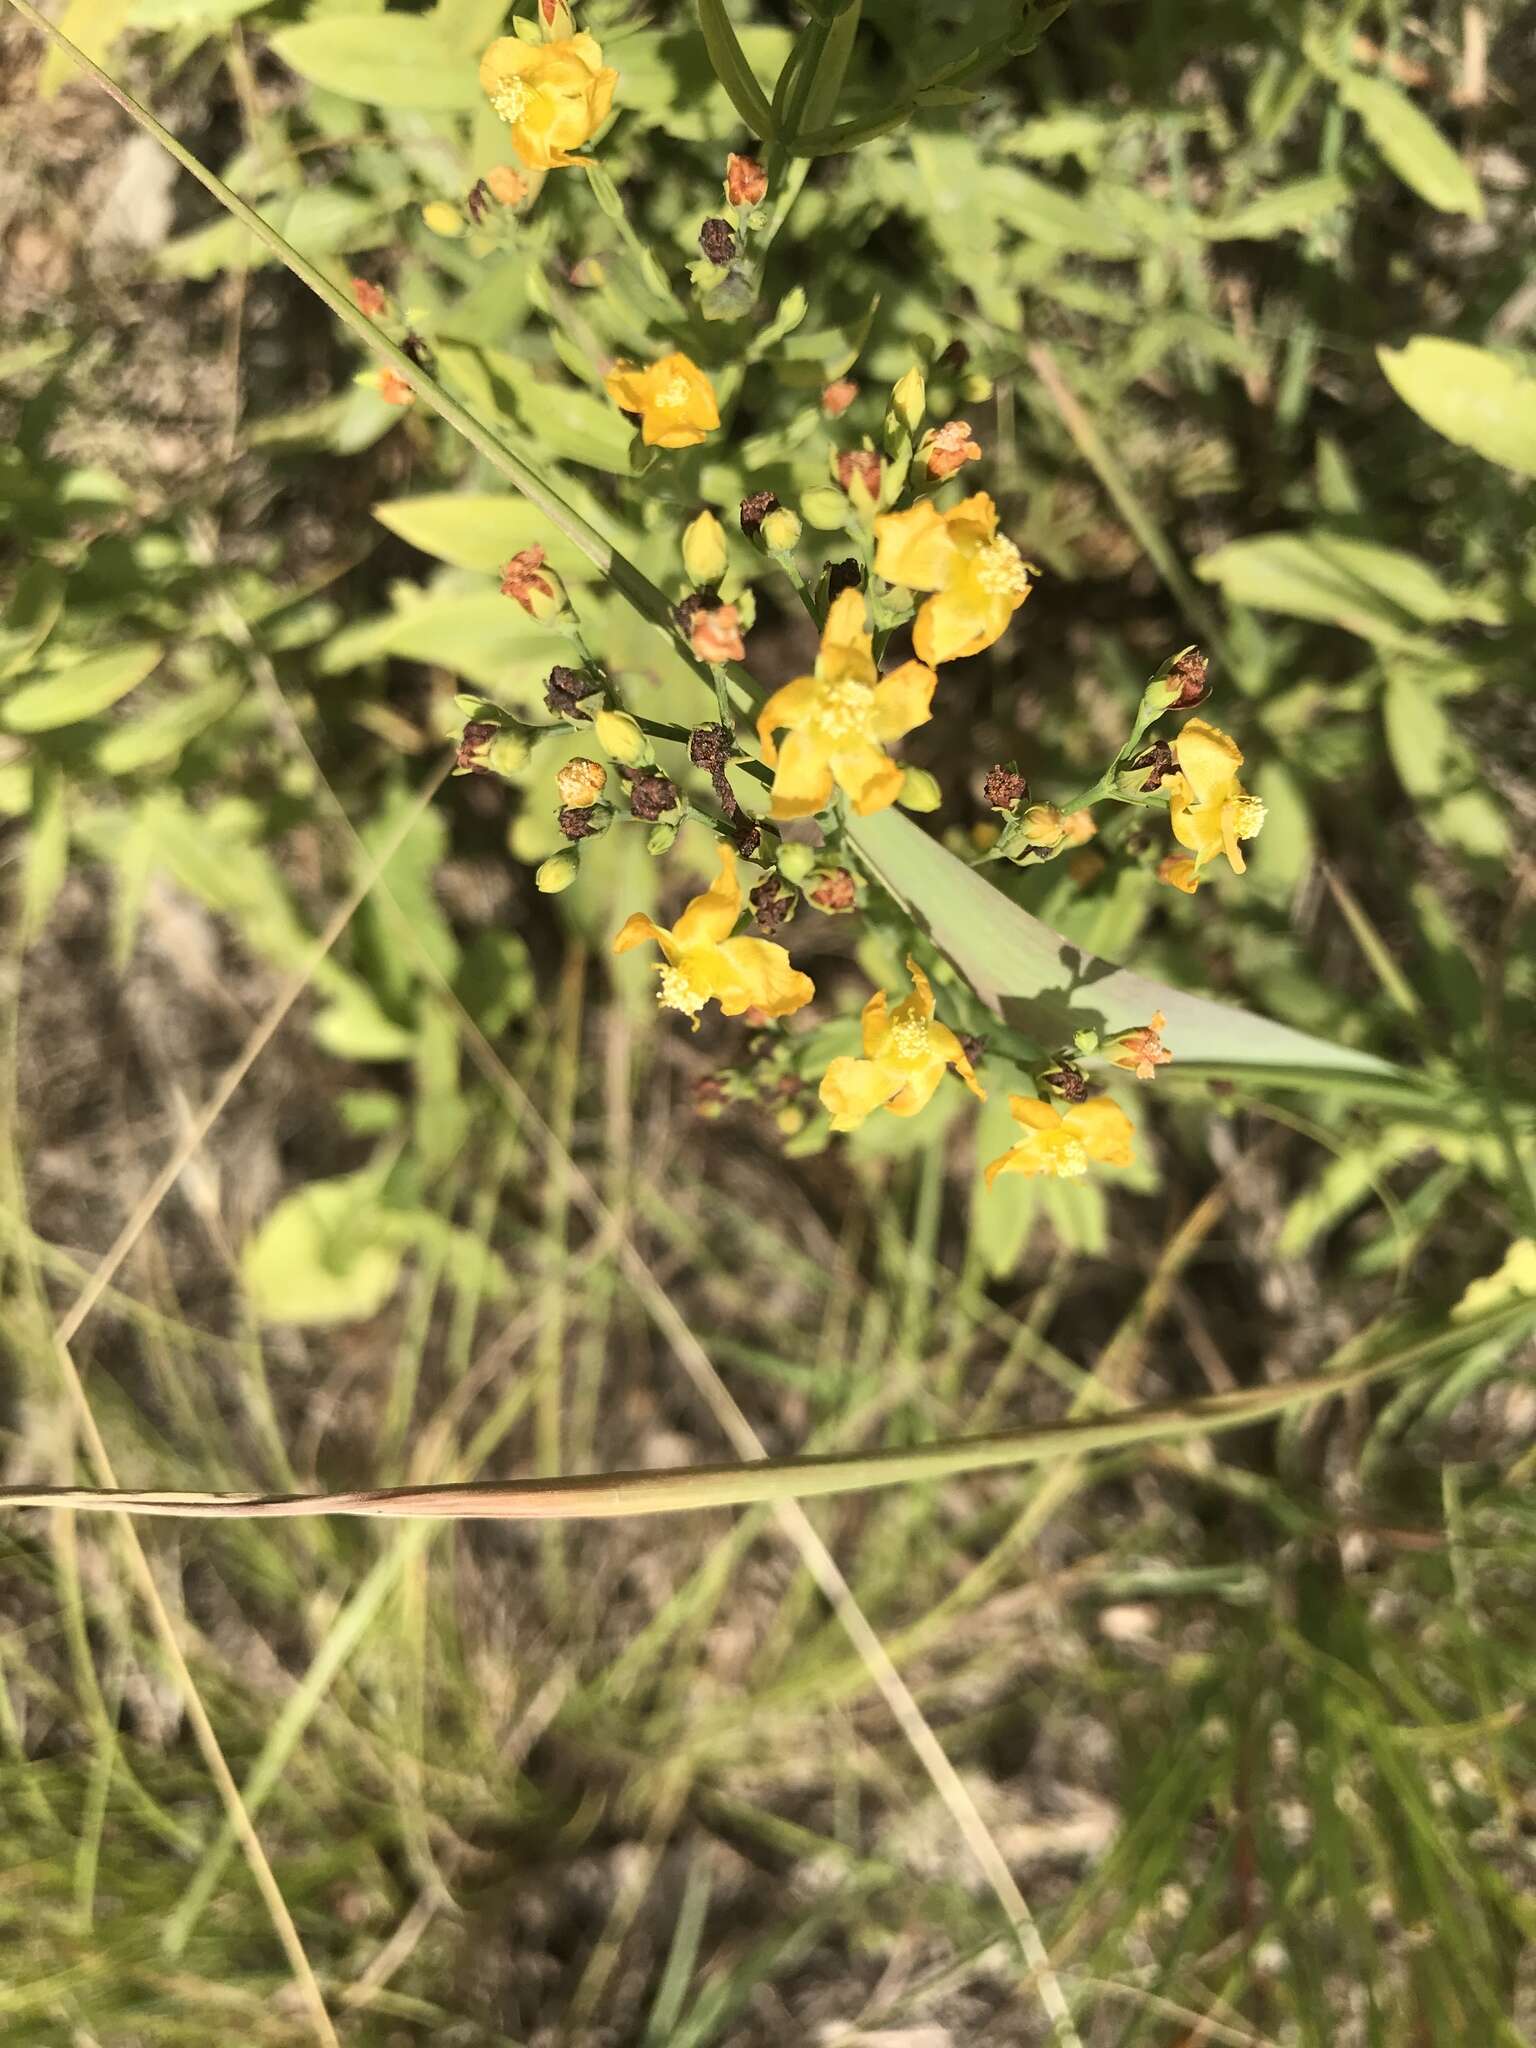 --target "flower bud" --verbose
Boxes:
[1019,803,1066,849]
[593,707,648,766]
[555,756,606,808]
[922,420,982,480]
[485,164,529,206]
[689,601,746,665]
[898,766,943,812]
[536,850,580,893]
[961,371,993,403]
[454,720,500,774]
[761,505,802,554]
[776,841,816,884]
[681,508,729,587]
[801,484,851,531]
[647,819,679,855]
[807,867,857,914]
[821,378,858,418]
[488,731,530,777]
[775,1104,806,1137]
[1141,645,1209,714]
[835,448,882,502]
[537,0,574,38]
[1020,803,1066,848]
[725,152,768,208]
[890,366,926,433]
[500,546,566,621]
[351,277,388,317]
[422,200,464,238]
